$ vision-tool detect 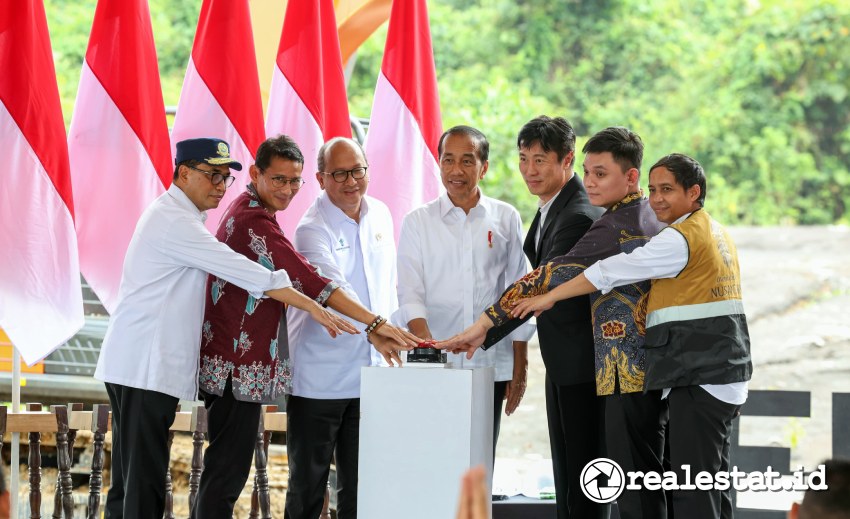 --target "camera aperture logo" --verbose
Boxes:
[580,458,625,503]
